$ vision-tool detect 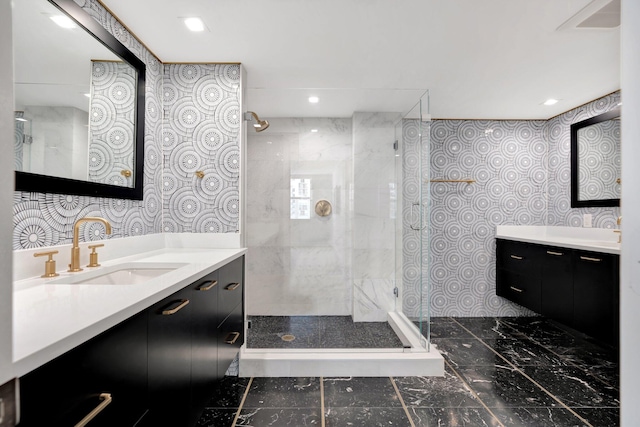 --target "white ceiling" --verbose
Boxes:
[100,0,620,119]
